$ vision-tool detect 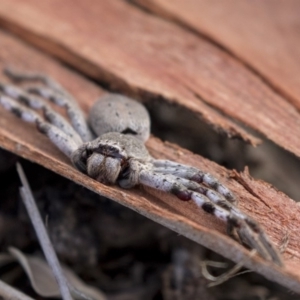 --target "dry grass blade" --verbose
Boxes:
[200,250,256,287]
[17,162,73,300]
[0,279,34,300]
[0,31,300,293]
[8,248,107,300]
